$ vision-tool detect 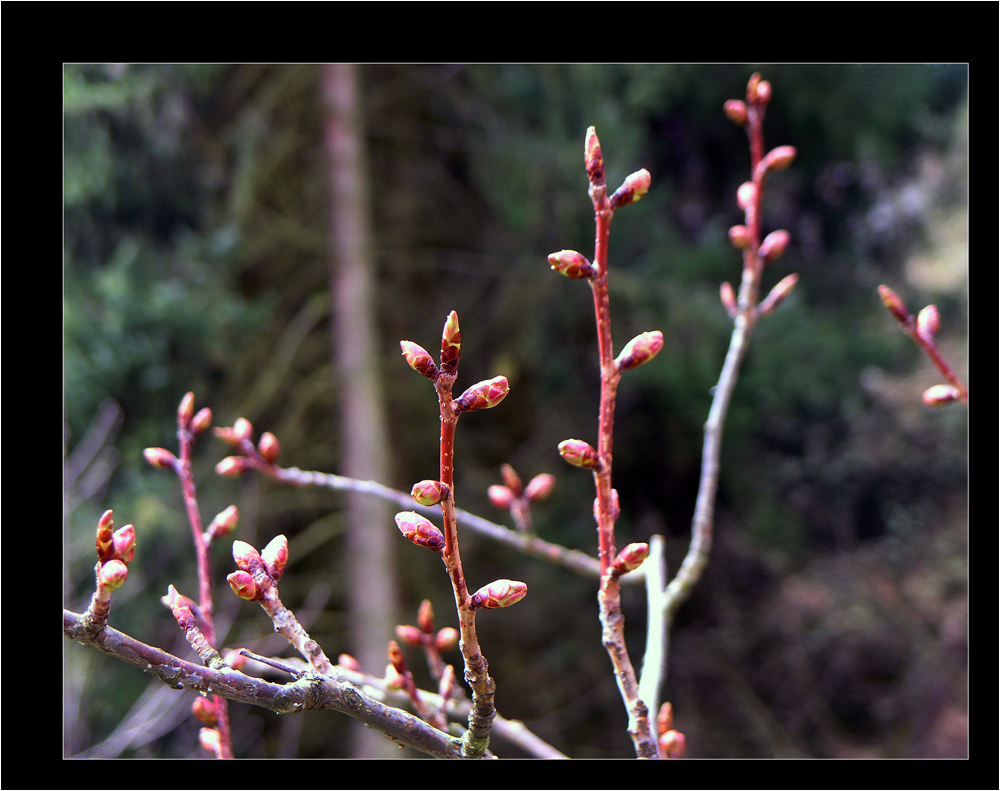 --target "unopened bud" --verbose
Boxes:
[418,599,435,633]
[400,340,439,379]
[384,664,406,691]
[755,80,772,107]
[660,729,686,759]
[215,456,251,477]
[232,540,262,573]
[395,512,445,553]
[548,250,596,279]
[178,392,195,425]
[440,311,461,374]
[96,510,115,562]
[206,505,239,542]
[761,145,797,174]
[396,625,425,647]
[99,559,129,590]
[525,473,556,502]
[559,439,601,471]
[746,72,762,105]
[411,480,449,507]
[143,447,179,470]
[585,126,605,187]
[612,542,650,574]
[453,376,509,413]
[470,579,528,610]
[261,534,289,581]
[435,627,459,653]
[720,281,738,318]
[488,485,515,510]
[922,384,961,406]
[223,648,247,671]
[593,488,621,523]
[615,331,664,371]
[112,524,136,564]
[192,697,218,725]
[439,663,457,700]
[227,570,259,601]
[878,285,911,325]
[233,418,253,442]
[728,225,751,249]
[758,230,790,263]
[387,640,406,670]
[258,432,280,463]
[758,274,799,316]
[724,99,748,126]
[916,305,940,342]
[191,407,213,434]
[609,168,651,209]
[657,701,675,733]
[737,182,756,210]
[338,653,362,673]
[199,727,221,755]
[501,463,523,495]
